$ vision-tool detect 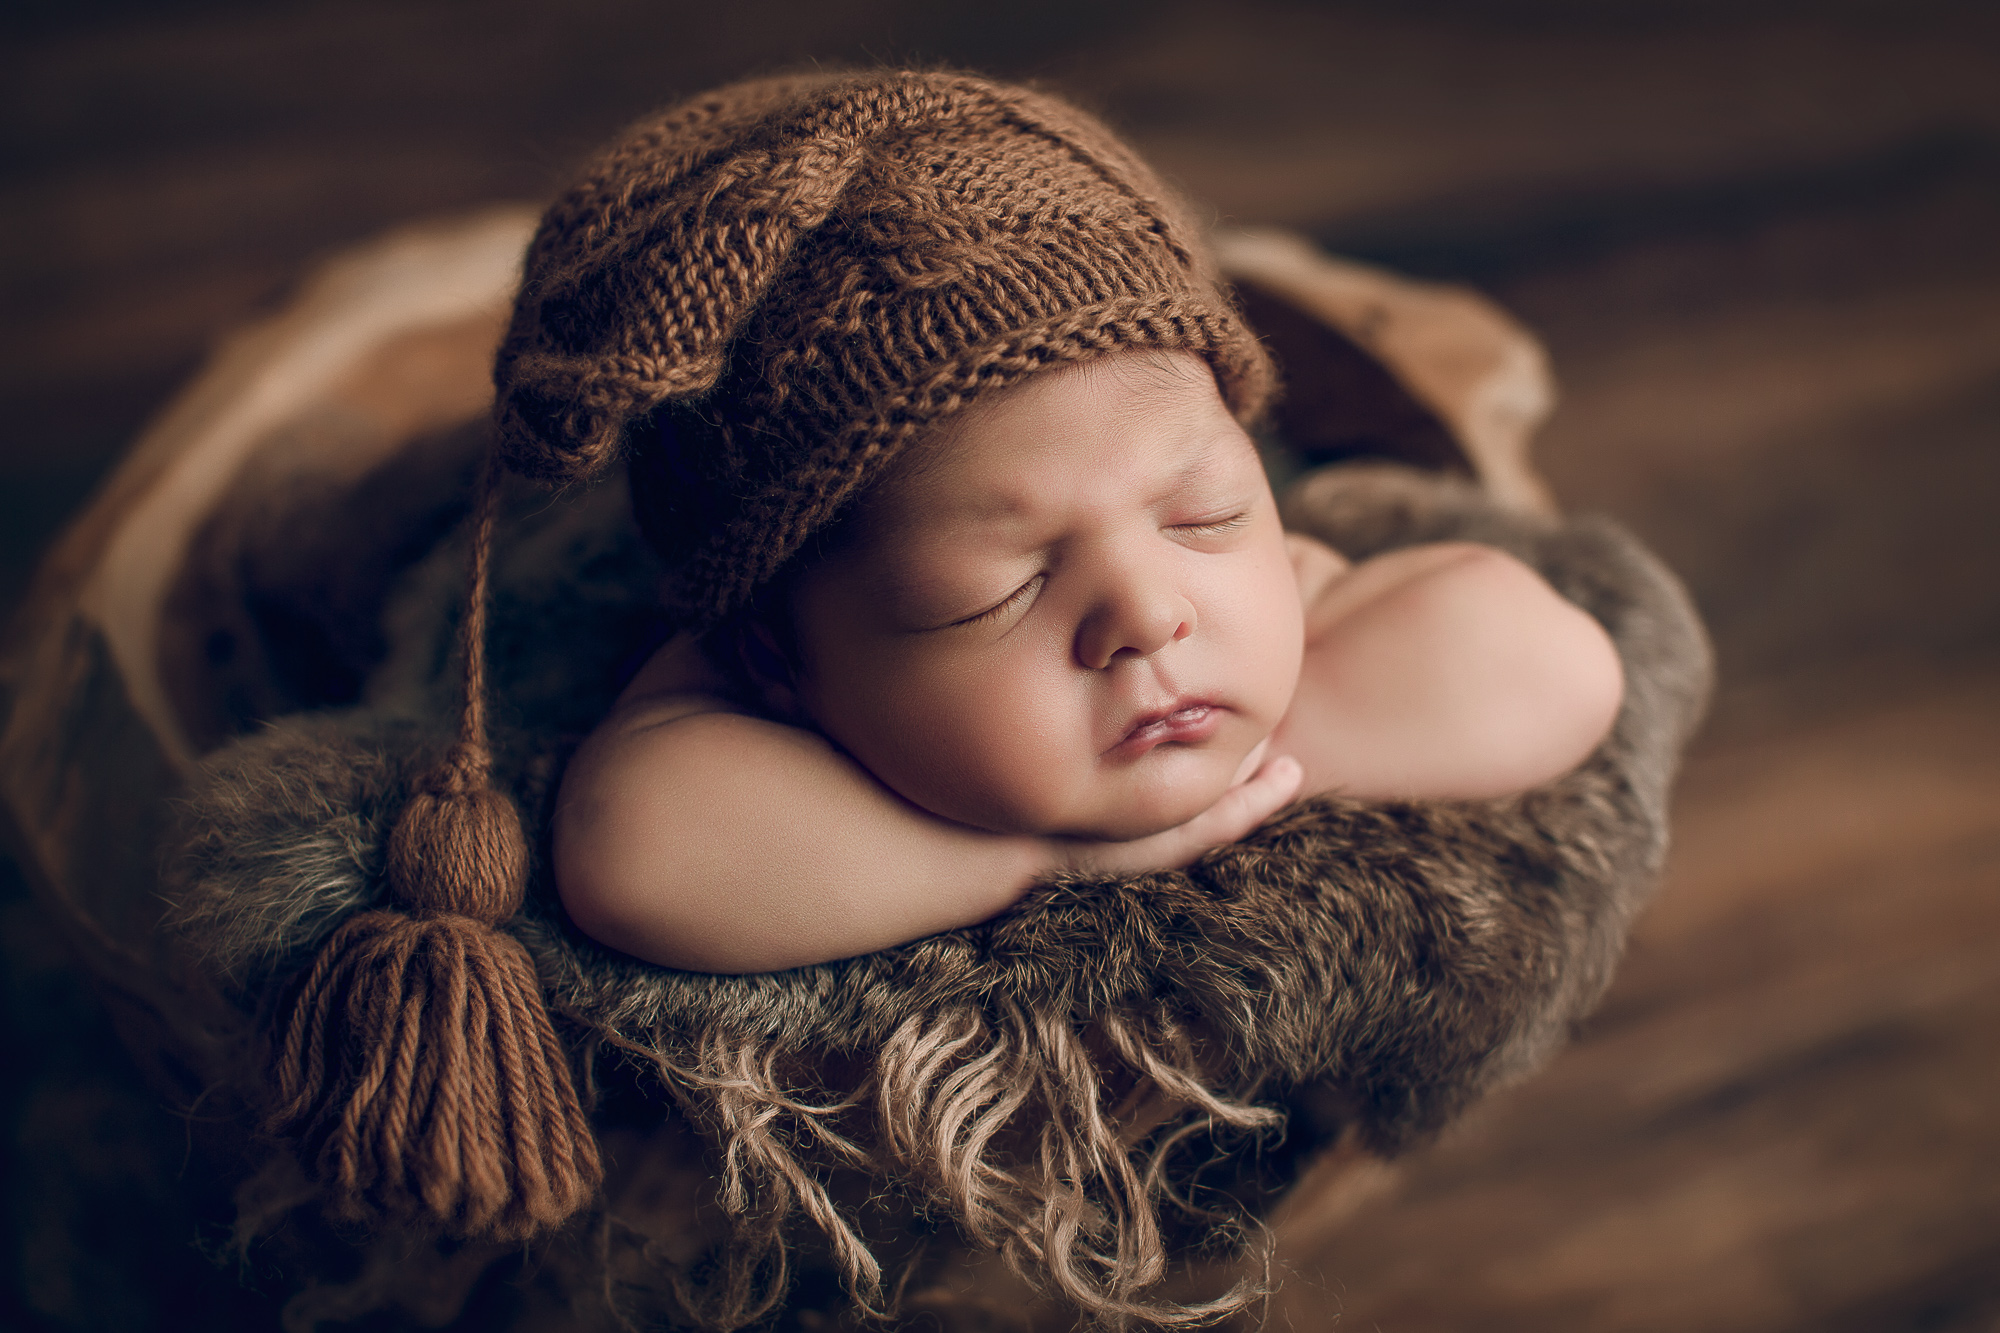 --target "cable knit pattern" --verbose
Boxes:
[493,69,1273,624]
